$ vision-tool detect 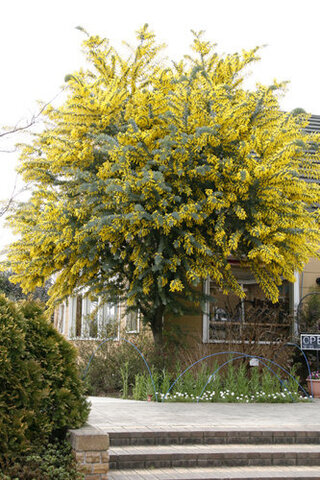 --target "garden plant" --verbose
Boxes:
[130,360,306,403]
[3,25,320,348]
[0,295,89,479]
[79,329,307,403]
